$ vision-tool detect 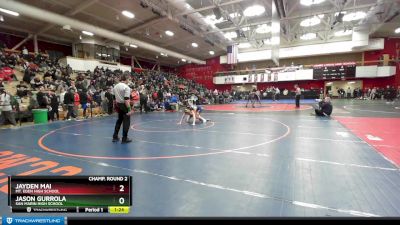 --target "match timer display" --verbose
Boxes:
[8,176,132,214]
